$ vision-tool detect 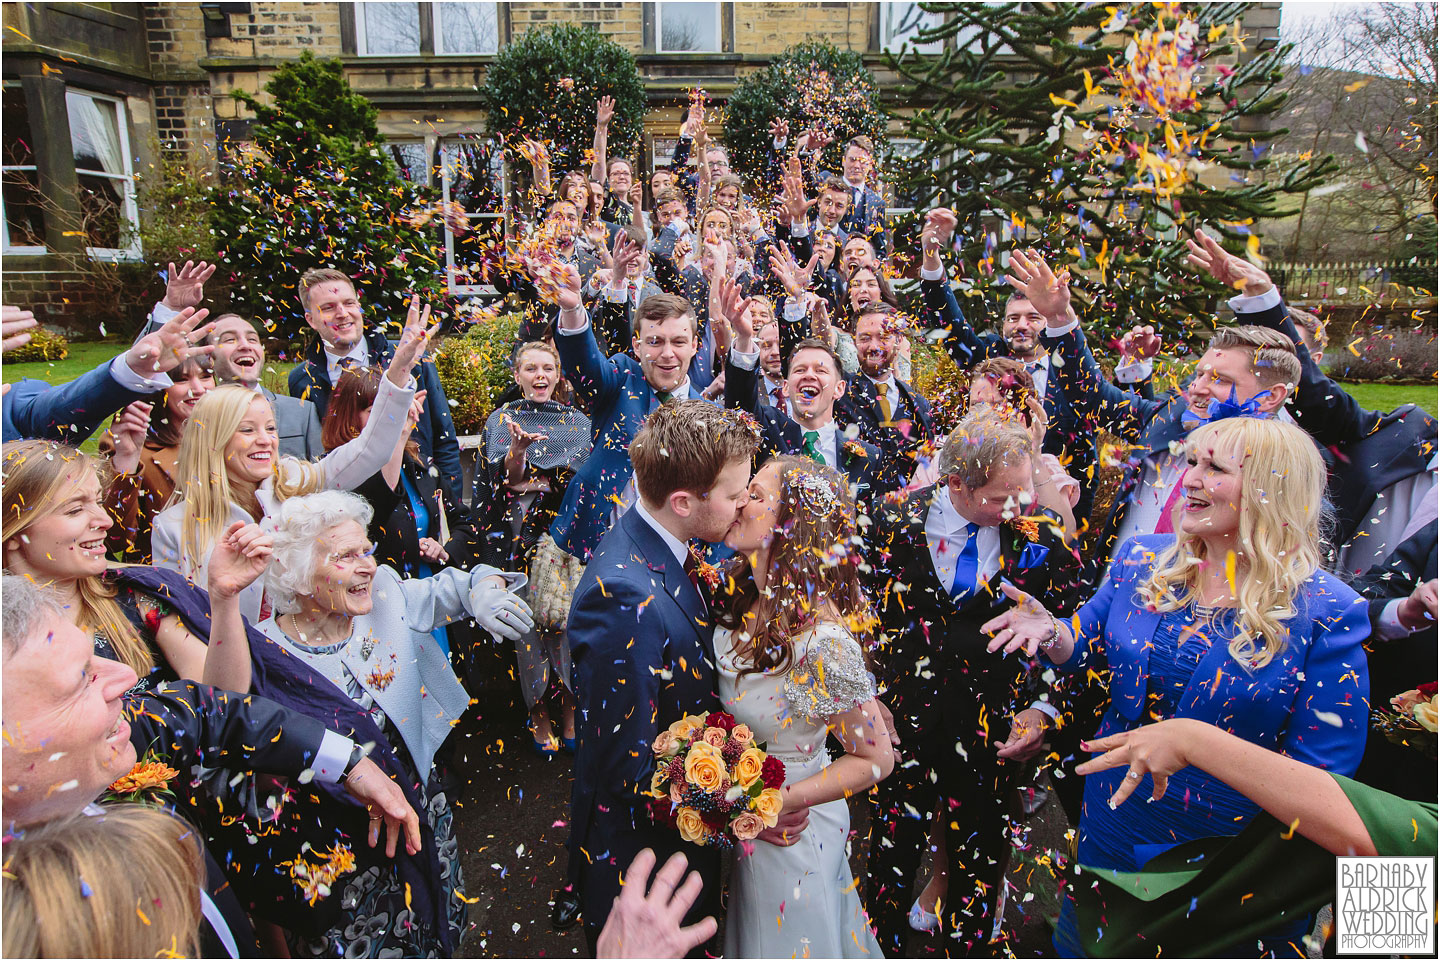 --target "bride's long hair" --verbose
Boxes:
[715,456,873,678]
